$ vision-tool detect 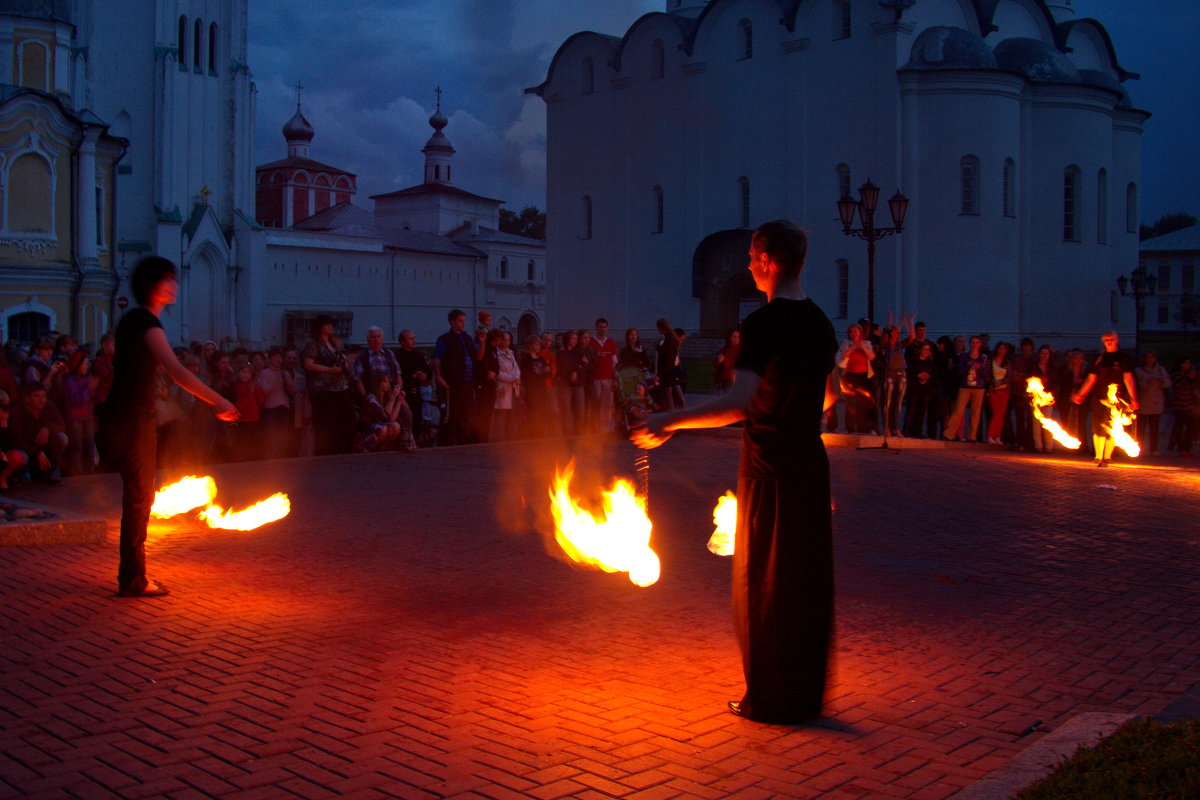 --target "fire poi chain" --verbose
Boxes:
[151,475,291,530]
[1025,378,1140,458]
